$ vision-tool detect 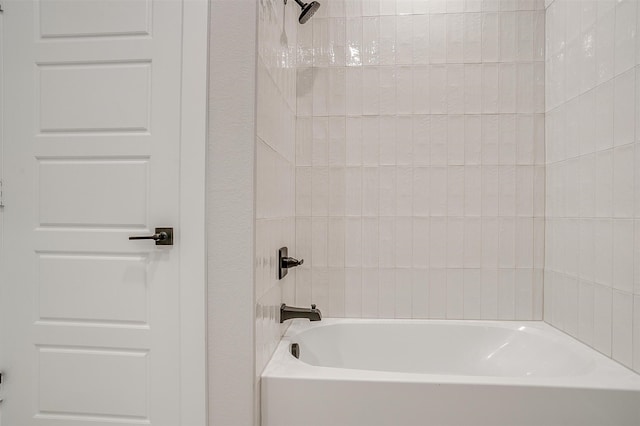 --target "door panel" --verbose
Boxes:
[0,0,201,424]
[38,62,151,132]
[38,0,151,39]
